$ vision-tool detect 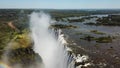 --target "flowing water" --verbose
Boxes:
[30,12,73,68]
